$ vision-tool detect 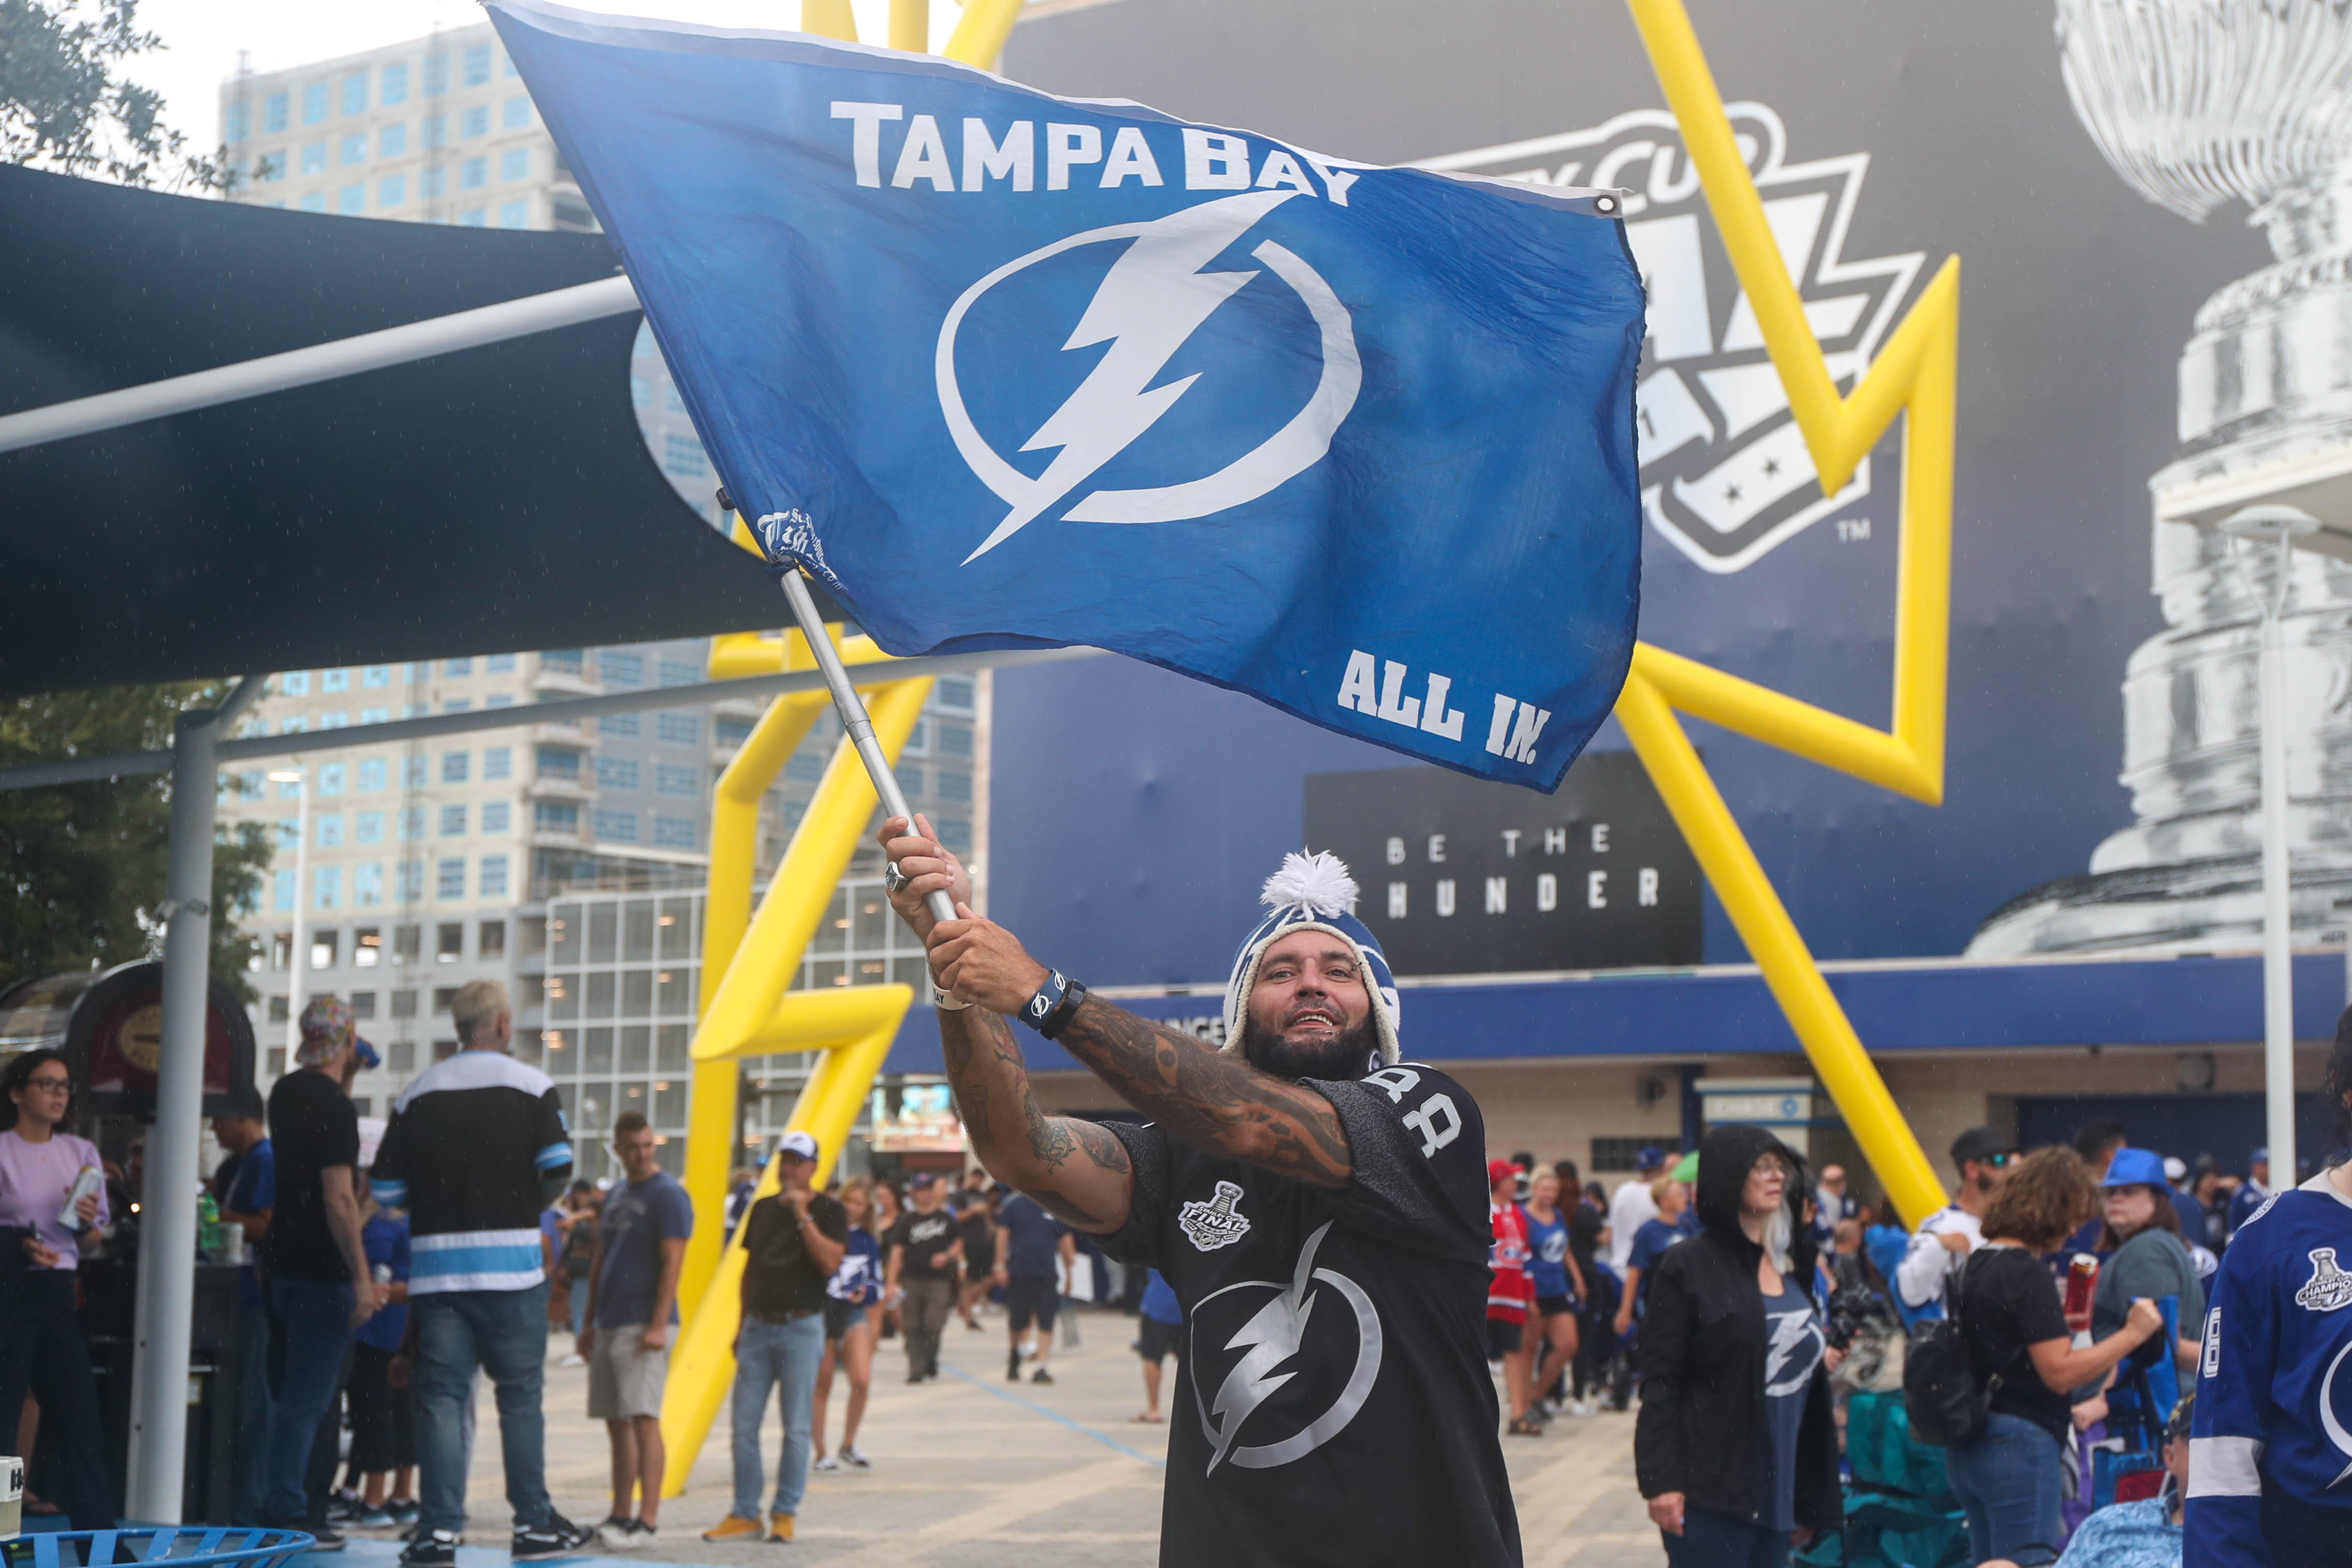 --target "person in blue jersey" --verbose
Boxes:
[1615,1176,1692,1341]
[2226,1148,2274,1247]
[1522,1168,1584,1418]
[2187,1016,2352,1566]
[1135,1267,1184,1424]
[346,1202,418,1528]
